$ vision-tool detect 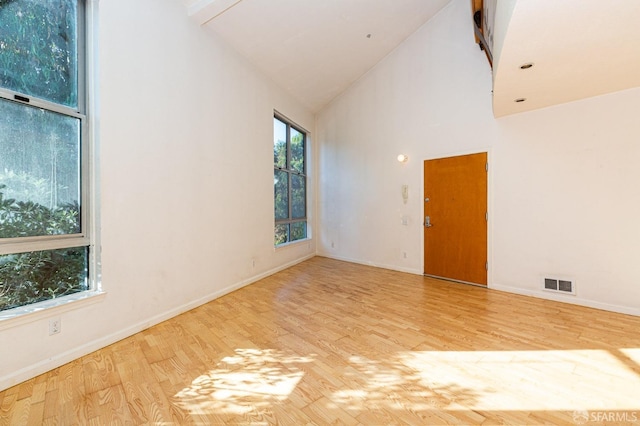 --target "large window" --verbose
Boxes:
[274,114,307,246]
[0,0,91,312]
